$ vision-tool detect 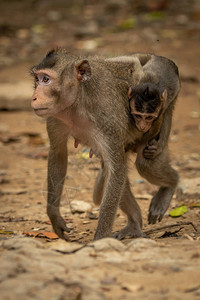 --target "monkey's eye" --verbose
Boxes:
[43,75,50,83]
[38,74,52,85]
[134,114,142,119]
[146,116,153,120]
